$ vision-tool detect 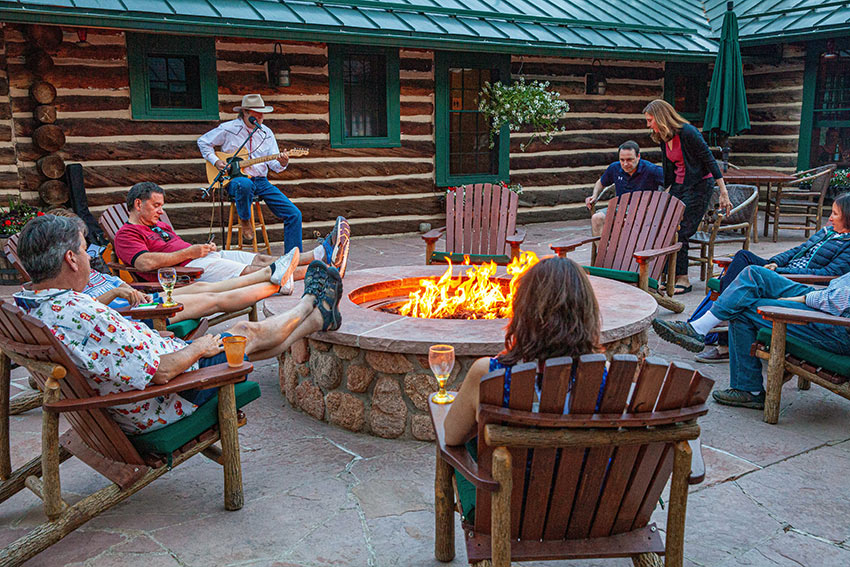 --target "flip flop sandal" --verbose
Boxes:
[317,266,343,332]
[673,284,693,295]
[302,260,328,307]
